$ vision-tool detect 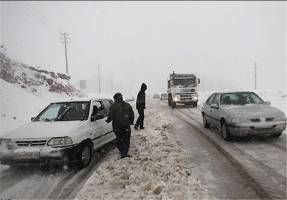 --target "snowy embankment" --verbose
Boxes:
[76,103,210,200]
[0,52,82,135]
